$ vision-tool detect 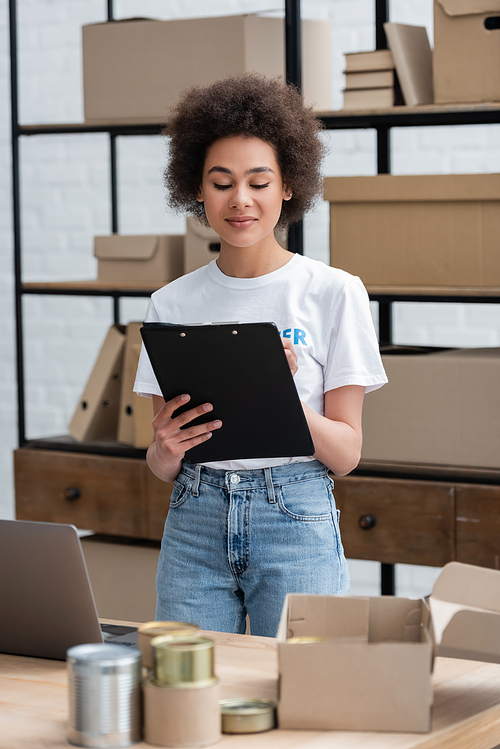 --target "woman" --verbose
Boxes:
[134,74,387,637]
